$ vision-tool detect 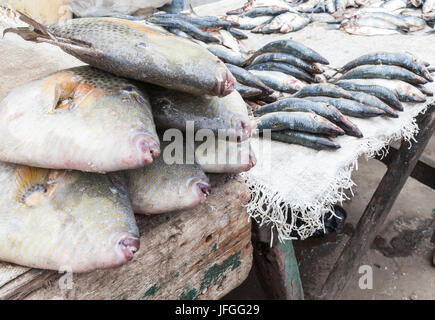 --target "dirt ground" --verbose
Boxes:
[225,134,434,300]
